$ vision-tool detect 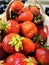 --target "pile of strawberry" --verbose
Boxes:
[0,1,49,65]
